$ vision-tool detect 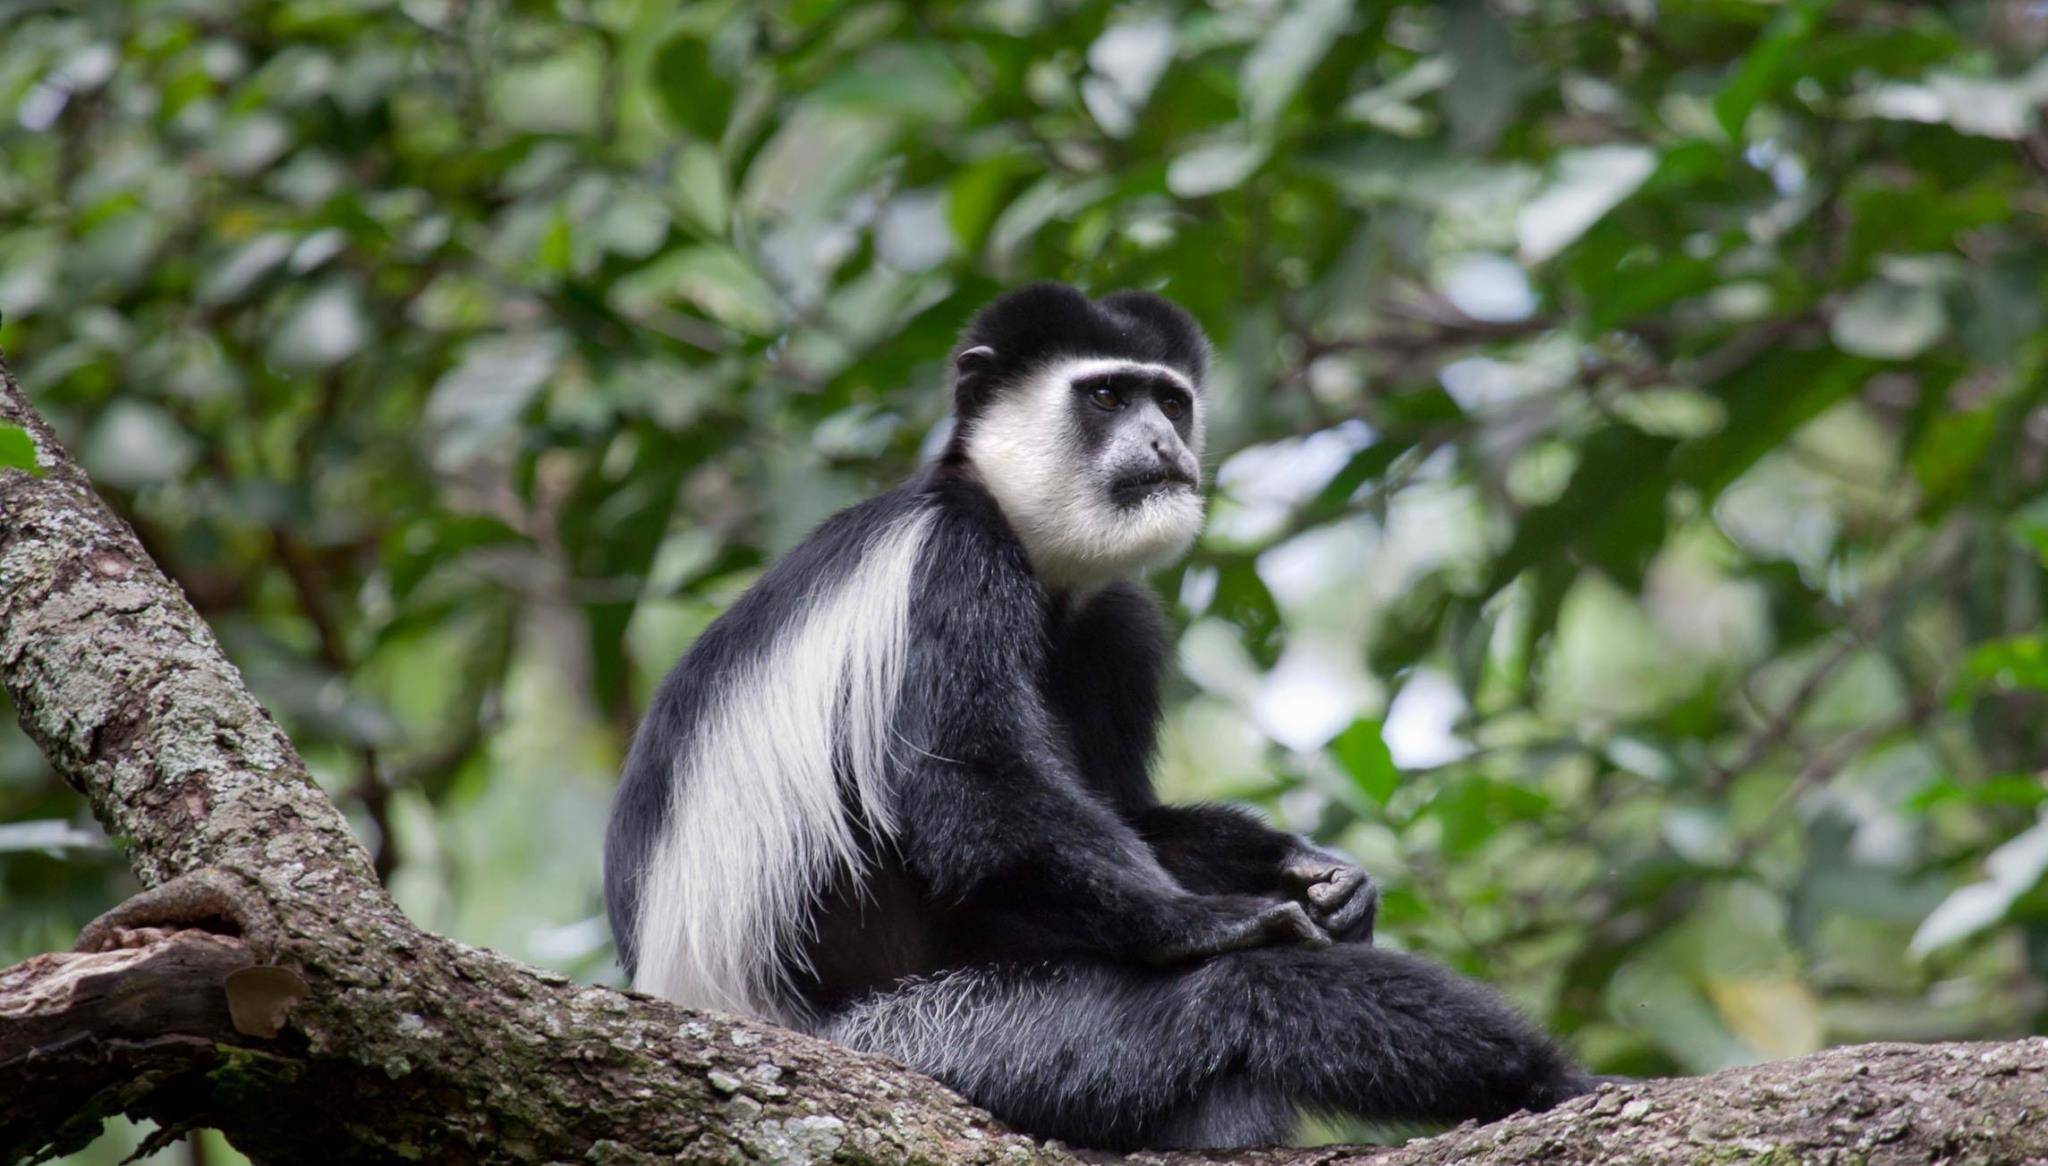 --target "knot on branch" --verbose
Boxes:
[74,867,282,958]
